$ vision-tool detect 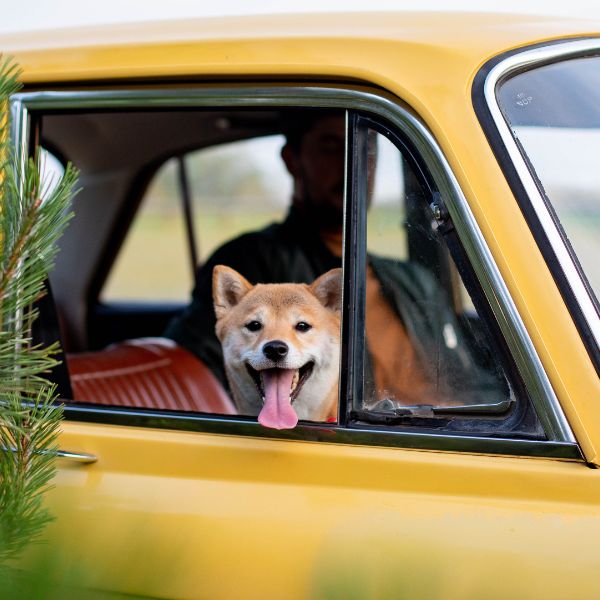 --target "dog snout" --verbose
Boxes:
[263,340,289,361]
